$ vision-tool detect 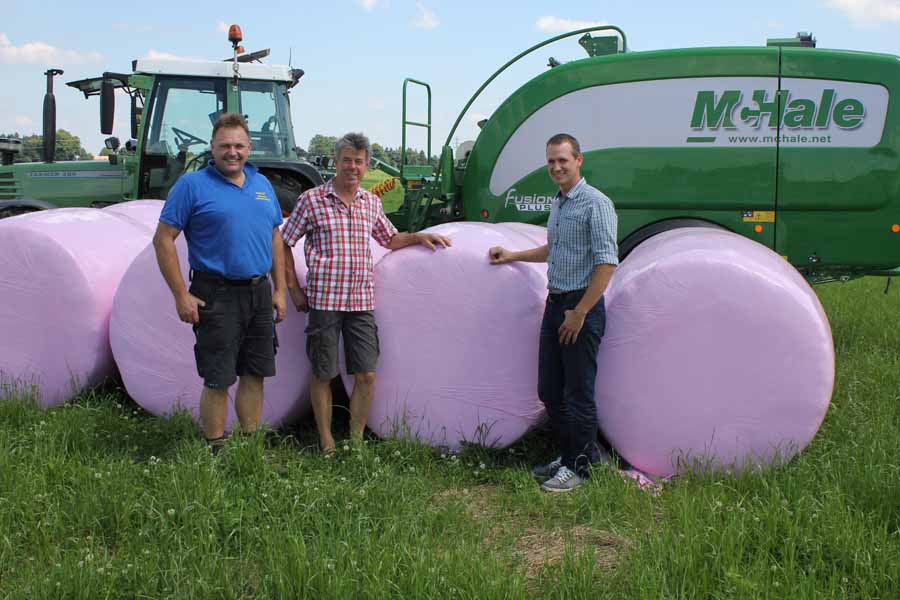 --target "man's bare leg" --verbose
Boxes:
[199,386,229,440]
[235,375,264,434]
[349,372,376,441]
[310,377,335,452]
